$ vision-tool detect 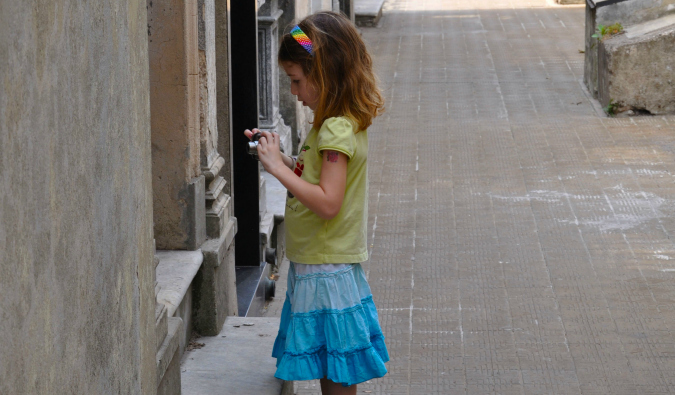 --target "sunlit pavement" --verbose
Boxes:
[295,1,675,393]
